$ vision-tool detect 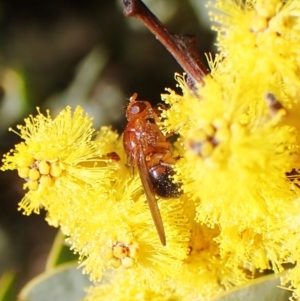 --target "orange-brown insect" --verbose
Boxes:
[123,93,180,245]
